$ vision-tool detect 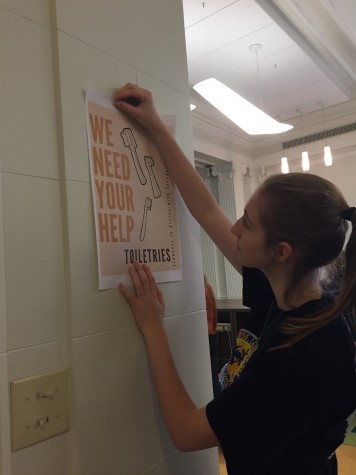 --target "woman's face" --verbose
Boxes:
[231,193,275,270]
